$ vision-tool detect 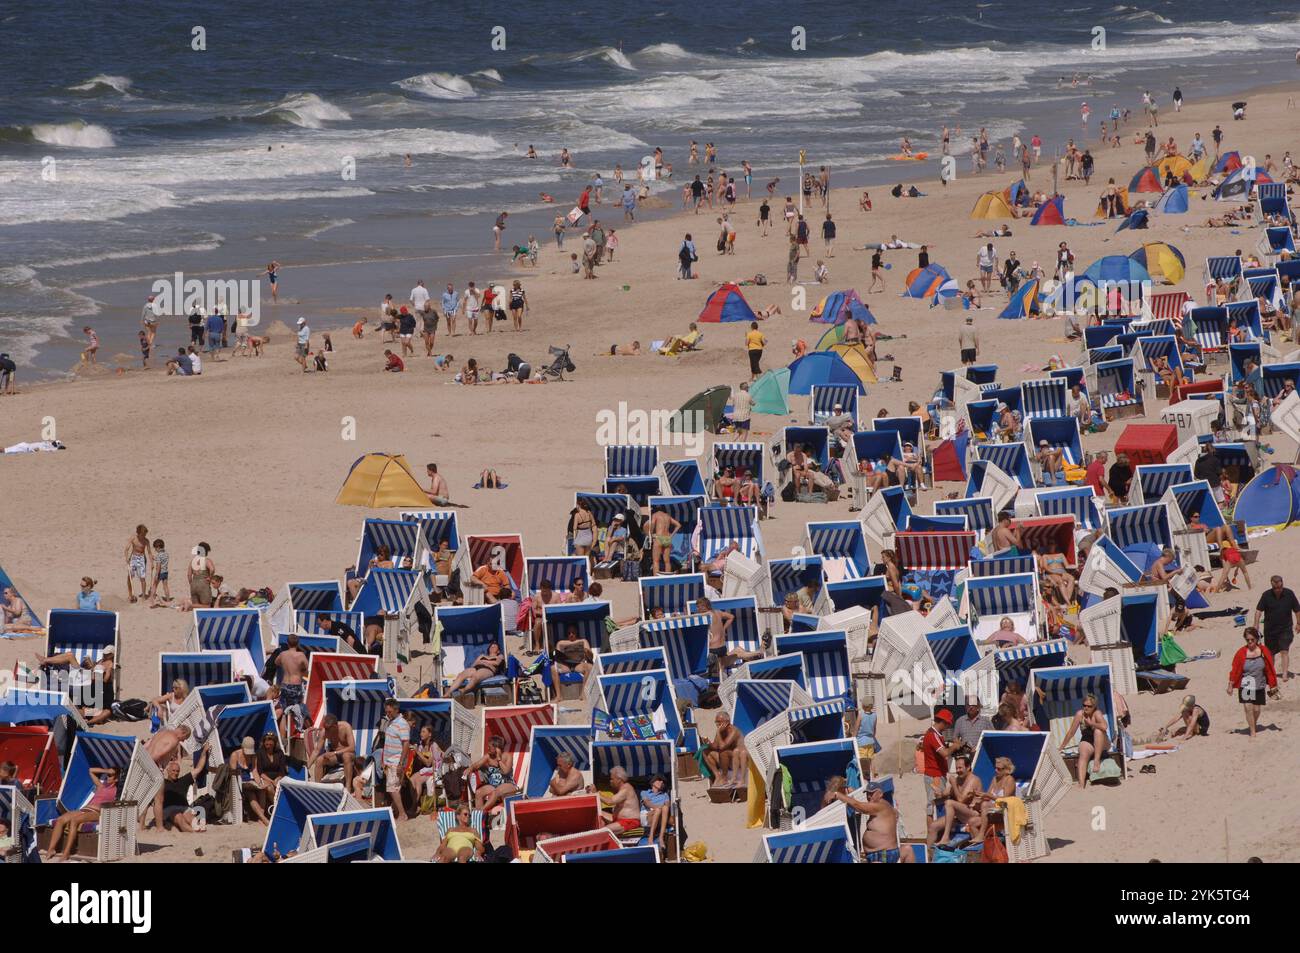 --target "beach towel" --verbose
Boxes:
[471,480,508,489]
[1158,633,1188,666]
[1088,760,1122,783]
[746,759,766,829]
[995,796,1028,844]
[4,441,66,454]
